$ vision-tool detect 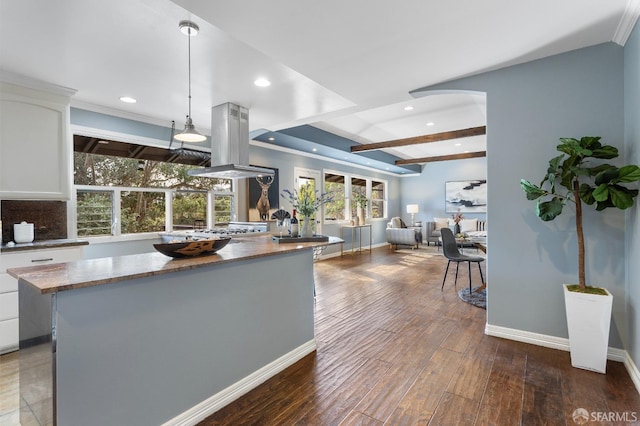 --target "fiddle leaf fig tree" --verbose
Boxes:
[520,136,640,291]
